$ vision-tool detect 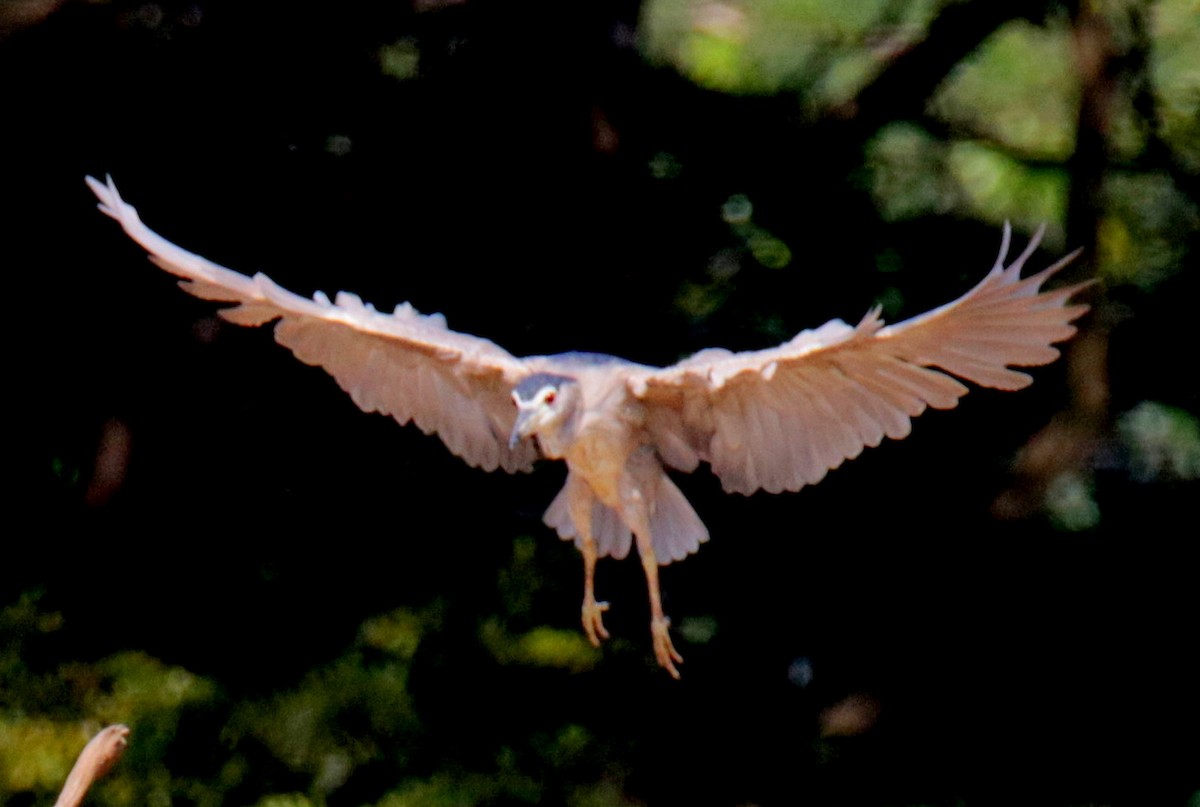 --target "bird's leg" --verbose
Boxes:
[567,477,609,646]
[630,513,683,679]
[579,534,610,646]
